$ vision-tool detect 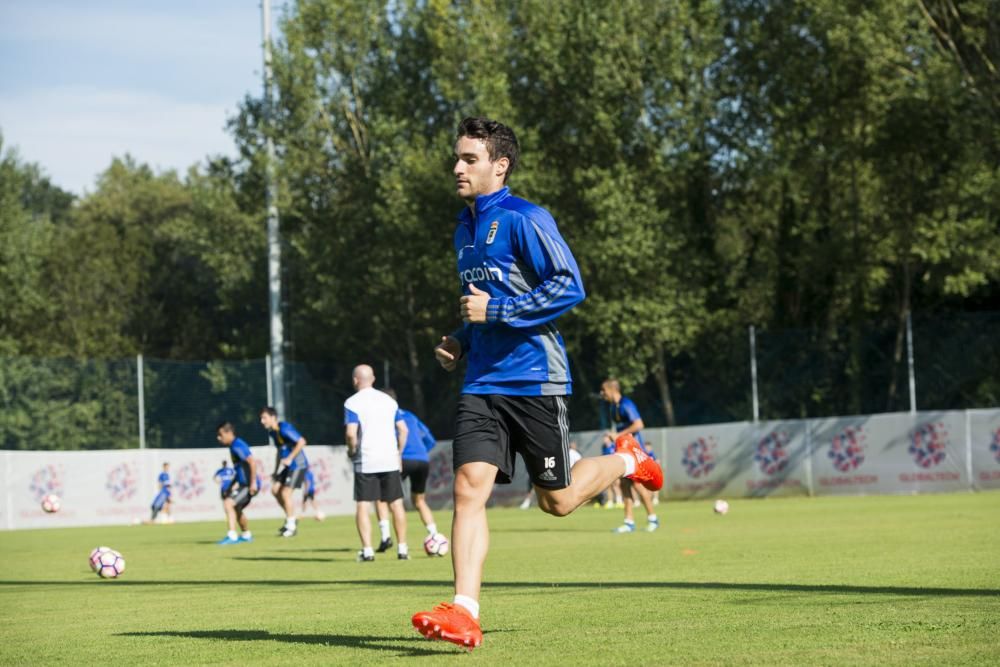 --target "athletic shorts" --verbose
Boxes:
[274,466,306,490]
[228,485,253,512]
[452,394,572,490]
[303,489,315,501]
[354,470,404,502]
[401,459,430,494]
